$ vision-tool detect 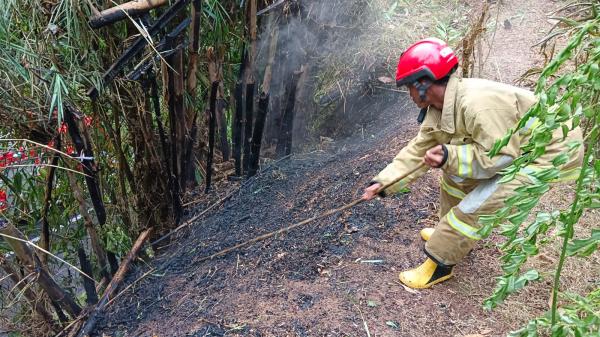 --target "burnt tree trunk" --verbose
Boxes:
[205,81,219,193]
